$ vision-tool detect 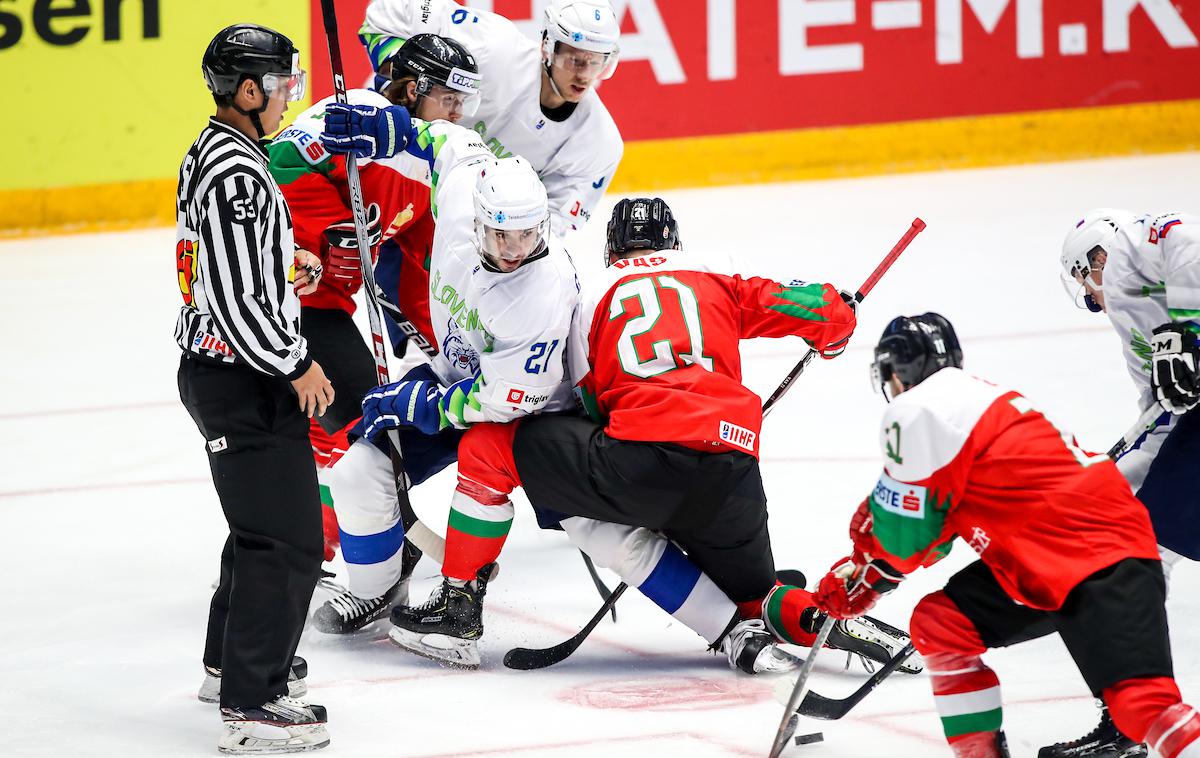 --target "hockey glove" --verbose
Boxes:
[320,103,411,160]
[361,379,448,440]
[813,554,903,620]
[816,289,857,359]
[1151,323,1200,414]
[323,203,383,291]
[439,375,482,430]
